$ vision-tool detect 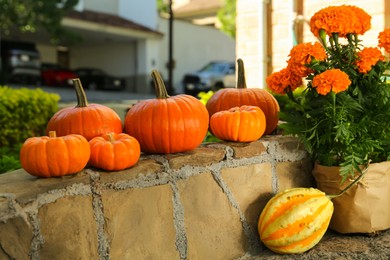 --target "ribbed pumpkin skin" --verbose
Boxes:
[206,59,280,135]
[89,133,141,171]
[124,95,209,154]
[47,104,123,141]
[206,88,279,135]
[46,79,123,141]
[20,132,90,177]
[258,188,333,254]
[210,105,266,142]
